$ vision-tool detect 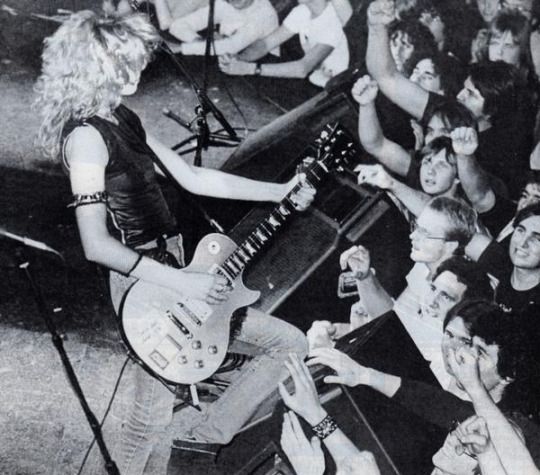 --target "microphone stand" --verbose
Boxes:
[131,0,241,166]
[2,239,119,475]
